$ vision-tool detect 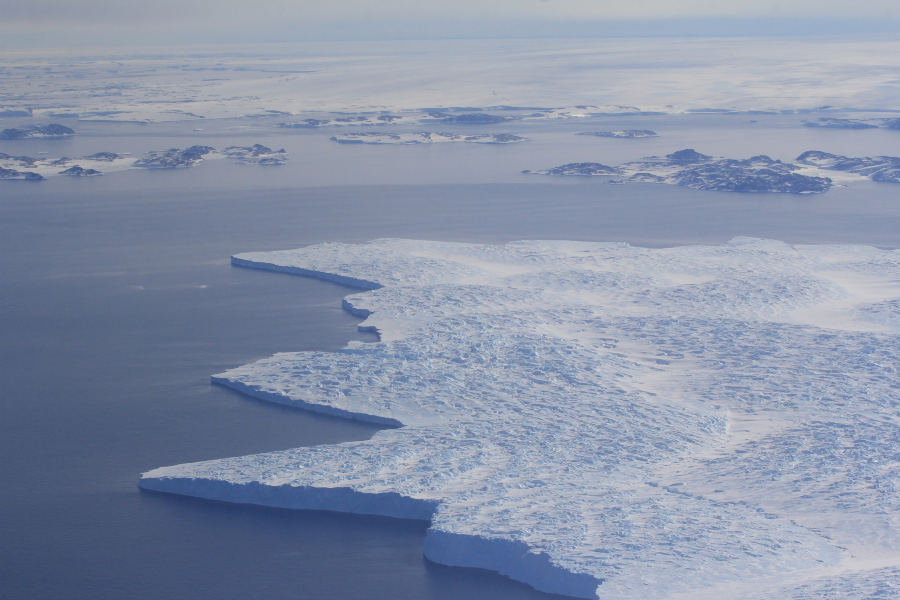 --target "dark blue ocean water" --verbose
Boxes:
[2,124,900,600]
